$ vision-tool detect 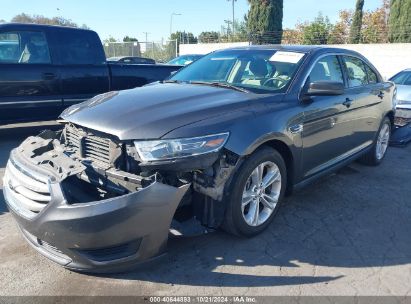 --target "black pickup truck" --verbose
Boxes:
[0,23,181,123]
